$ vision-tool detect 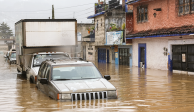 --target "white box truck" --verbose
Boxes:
[15,19,77,83]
